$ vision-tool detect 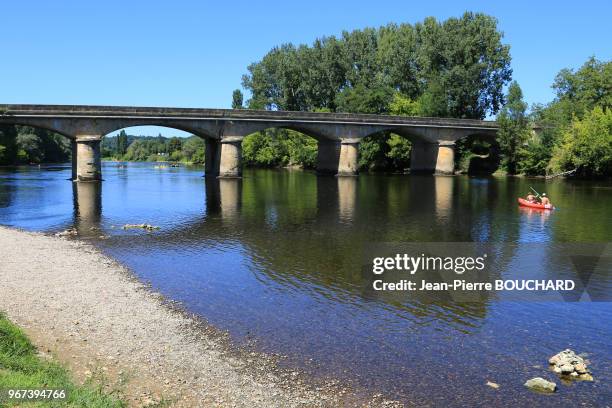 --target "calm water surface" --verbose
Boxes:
[0,163,610,407]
